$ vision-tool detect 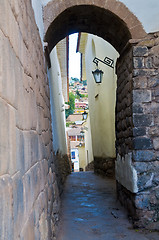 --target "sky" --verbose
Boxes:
[69,33,81,80]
